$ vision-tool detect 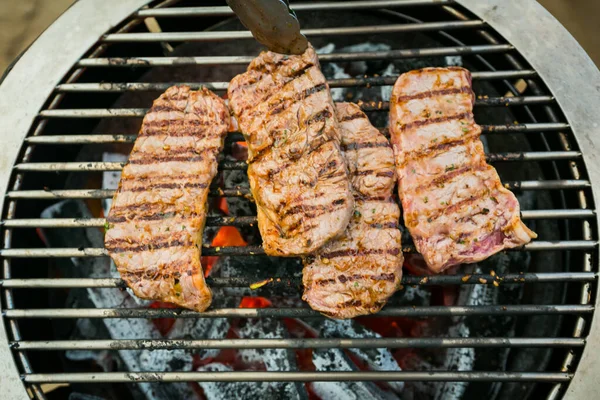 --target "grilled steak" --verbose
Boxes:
[227,45,354,256]
[303,102,403,319]
[390,67,537,273]
[104,86,230,312]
